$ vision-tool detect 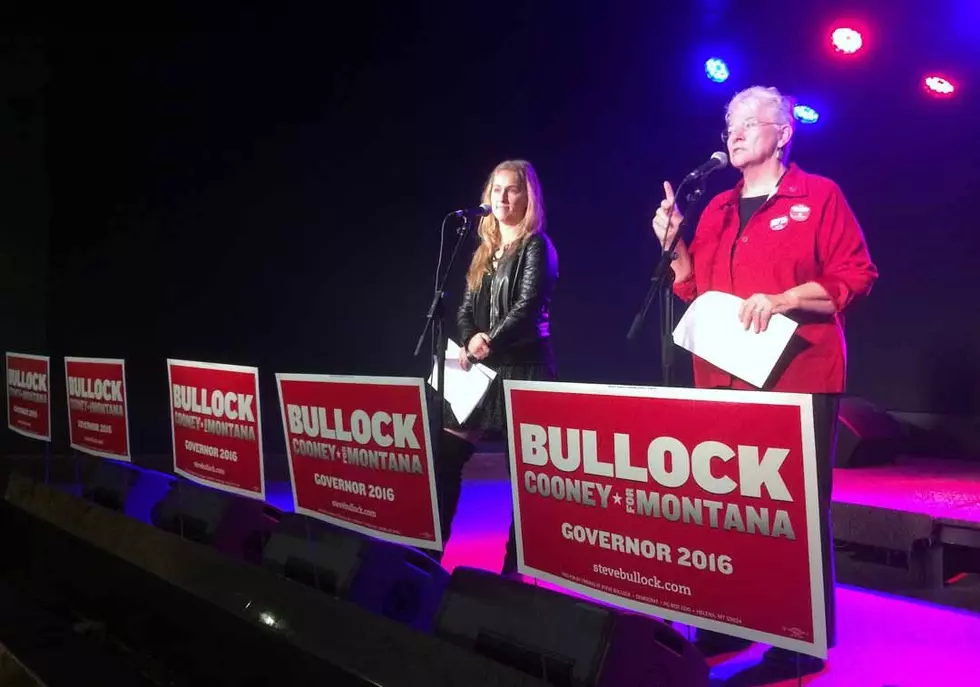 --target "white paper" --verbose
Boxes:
[672,290,799,388]
[428,339,498,424]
